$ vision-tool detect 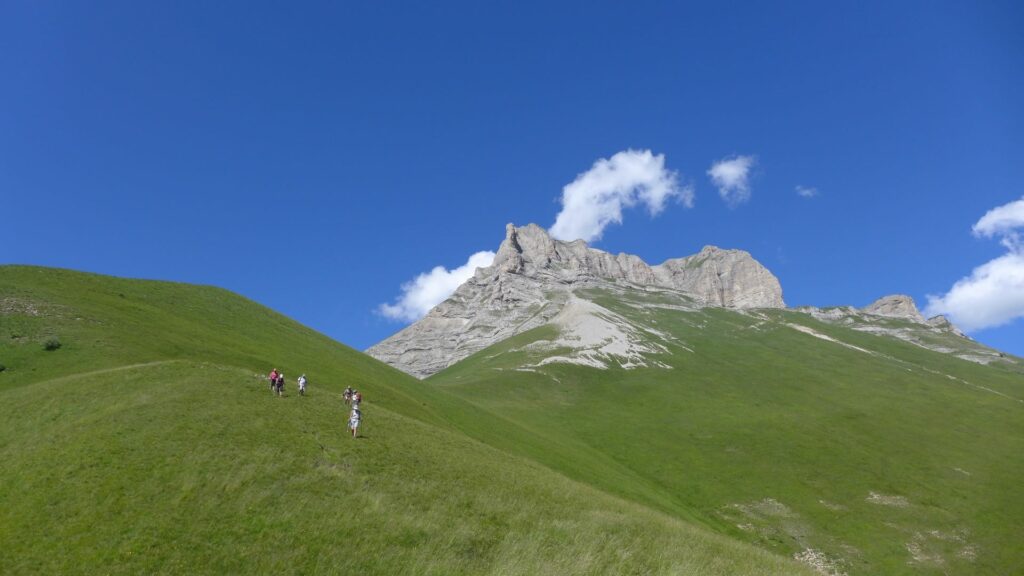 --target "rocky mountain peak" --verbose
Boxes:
[369,223,787,377]
[370,225,995,378]
[493,223,555,268]
[652,246,786,309]
[862,294,926,323]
